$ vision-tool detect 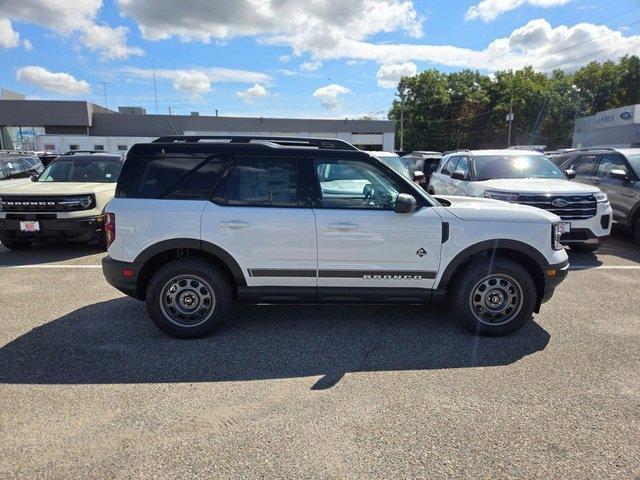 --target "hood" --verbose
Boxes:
[0,181,116,196]
[437,195,560,223]
[474,178,599,194]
